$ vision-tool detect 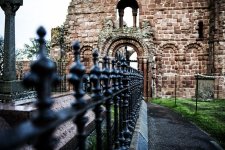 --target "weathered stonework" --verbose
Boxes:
[51,0,225,99]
